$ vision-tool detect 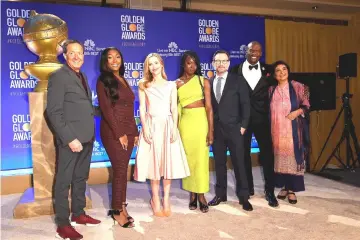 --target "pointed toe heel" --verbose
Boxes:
[150,199,164,217]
